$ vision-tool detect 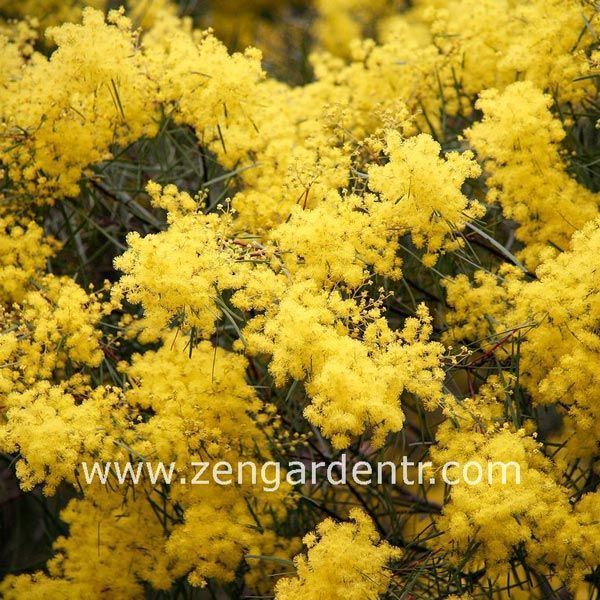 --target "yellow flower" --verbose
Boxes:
[275,509,401,600]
